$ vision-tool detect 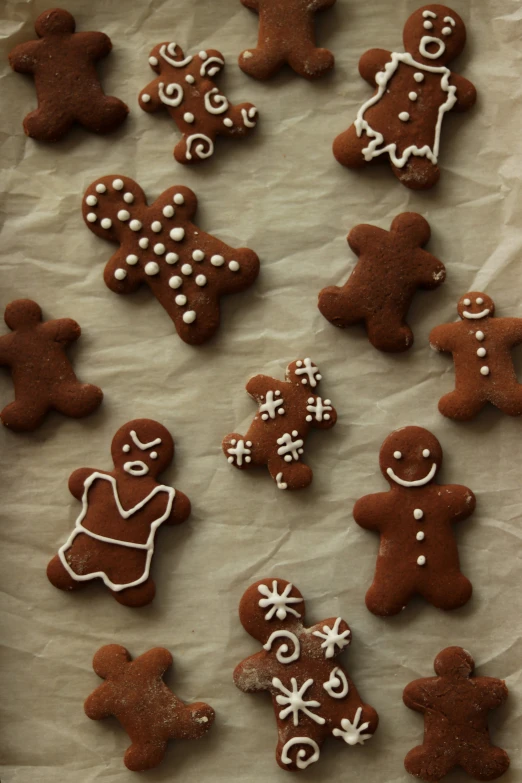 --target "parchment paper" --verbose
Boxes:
[1,0,521,781]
